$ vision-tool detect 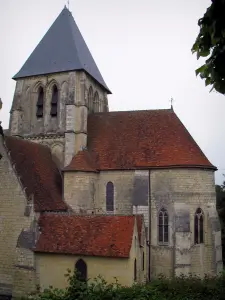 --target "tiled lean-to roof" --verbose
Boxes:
[66,109,216,171]
[35,214,142,258]
[5,136,67,212]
